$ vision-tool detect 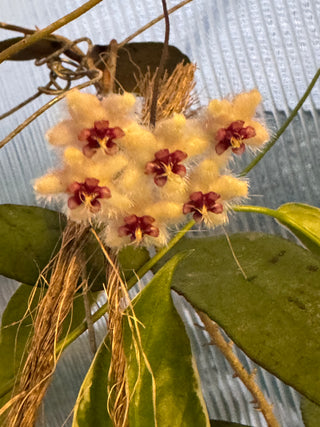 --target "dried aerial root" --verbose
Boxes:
[106,254,129,427]
[91,228,157,427]
[136,61,197,125]
[5,221,89,427]
[197,311,280,427]
[90,228,130,427]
